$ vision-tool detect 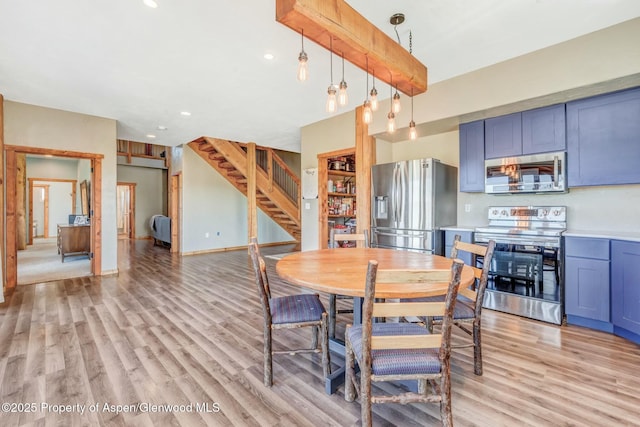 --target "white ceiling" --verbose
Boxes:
[1,1,639,152]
